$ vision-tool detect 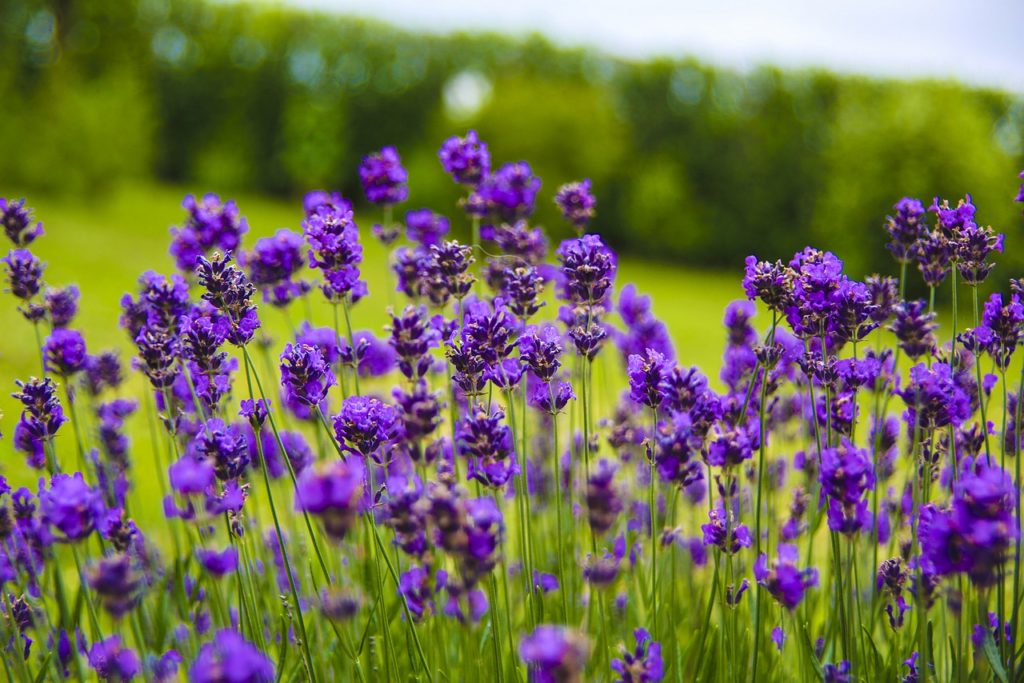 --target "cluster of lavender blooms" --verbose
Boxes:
[1,142,1024,683]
